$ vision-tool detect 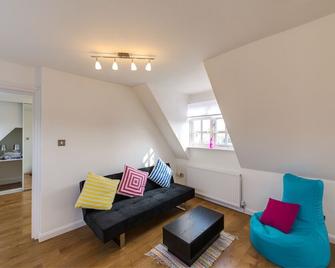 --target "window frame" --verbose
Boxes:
[188,115,233,149]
